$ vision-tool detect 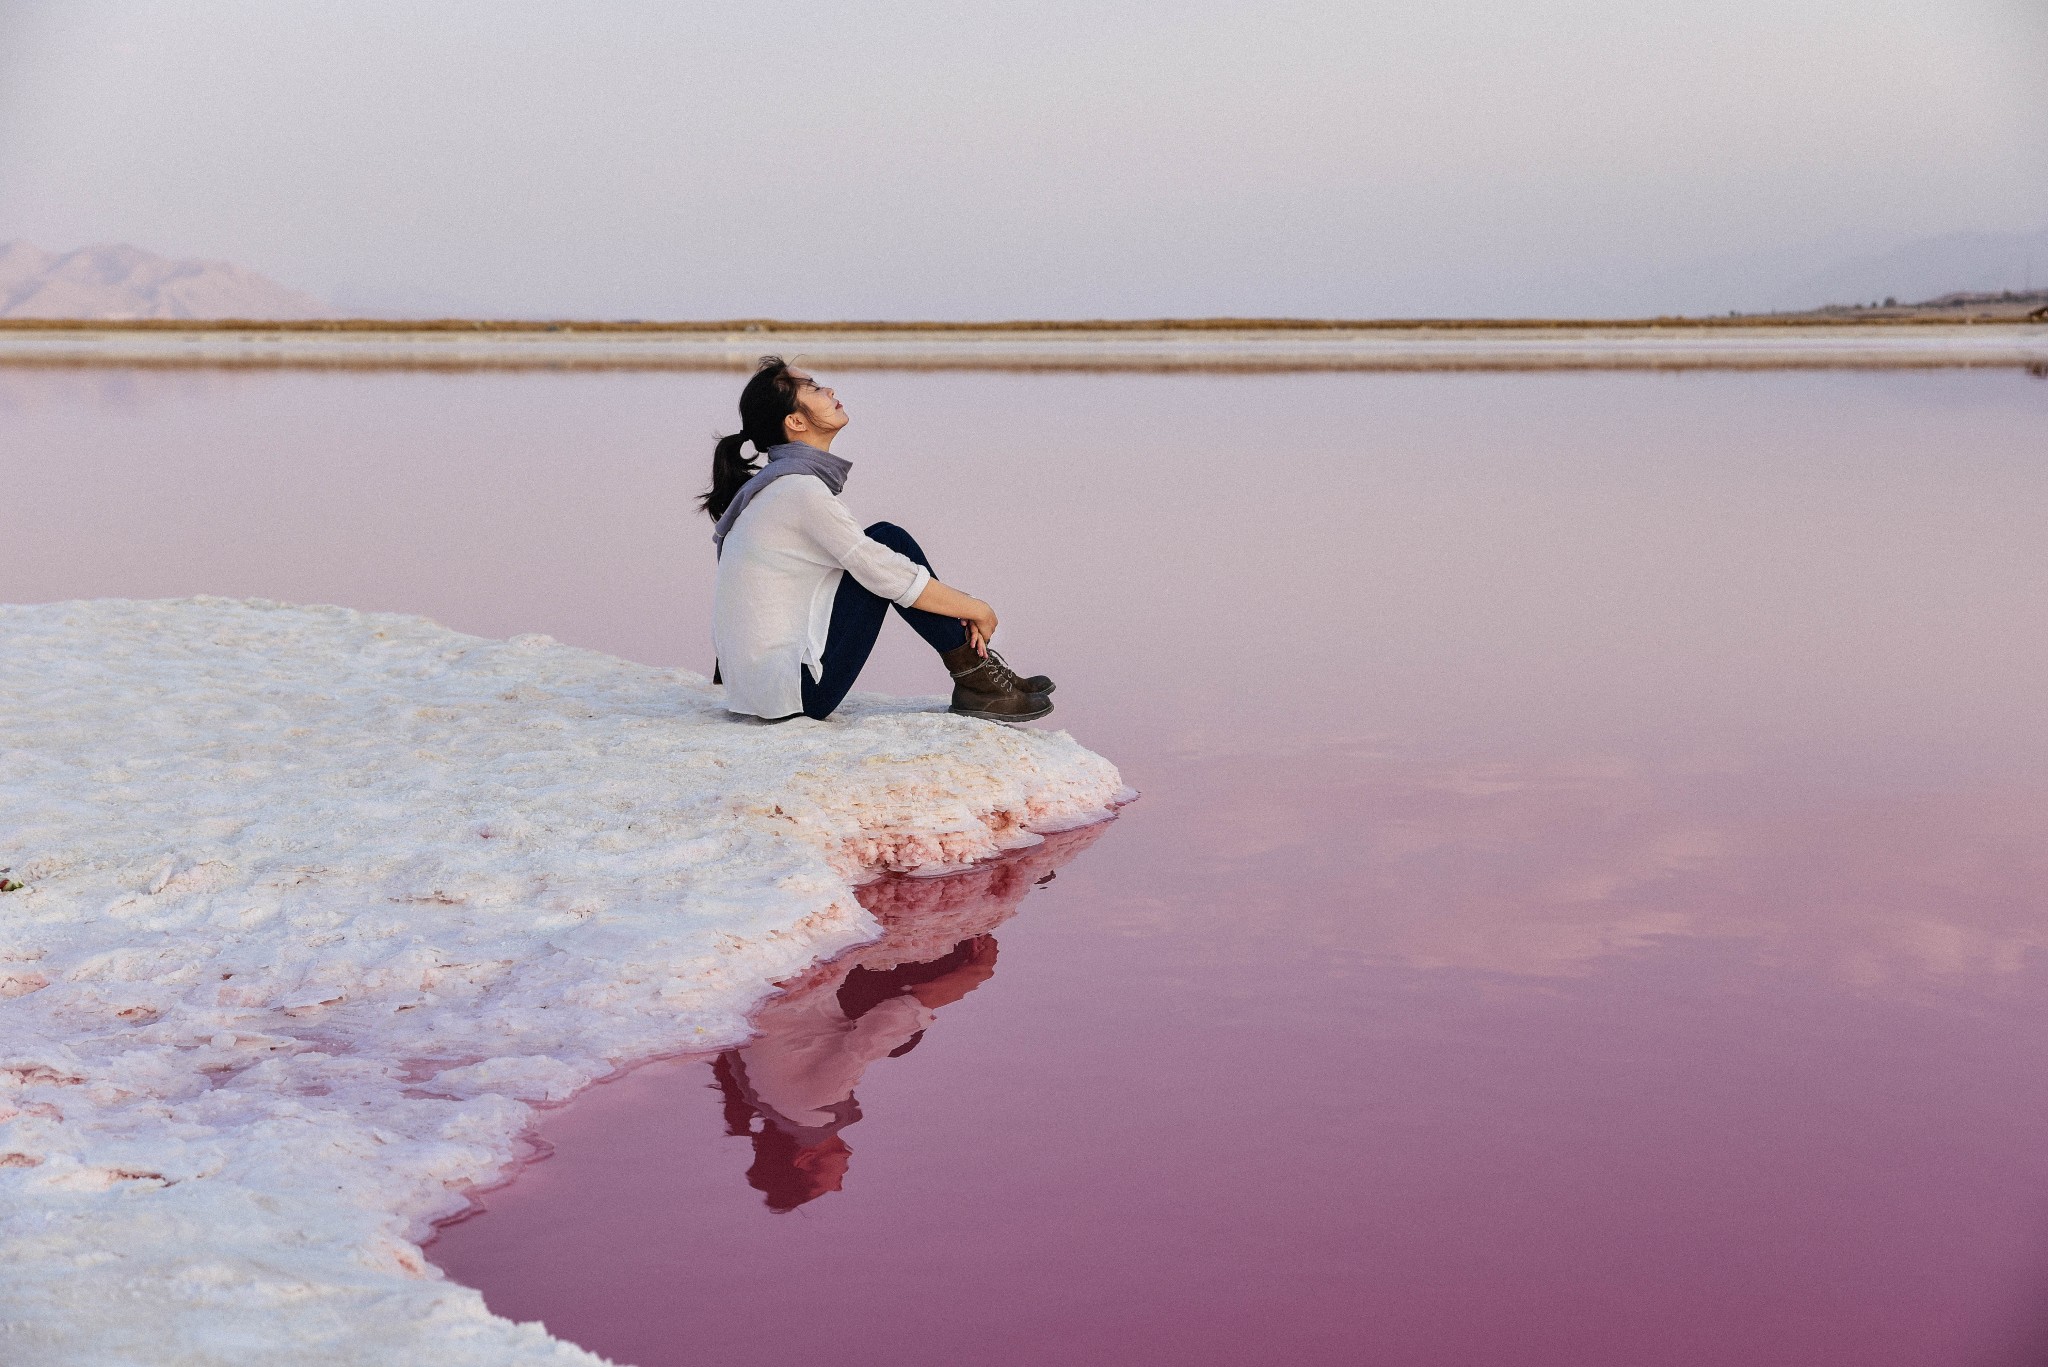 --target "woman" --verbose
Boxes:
[706,356,1054,722]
